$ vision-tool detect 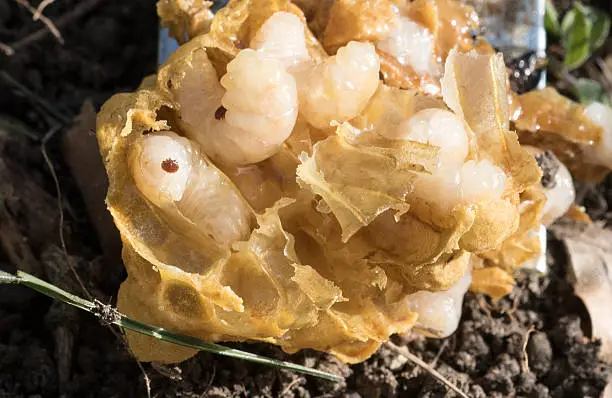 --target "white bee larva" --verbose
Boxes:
[220,49,298,150]
[130,131,252,244]
[130,131,193,206]
[382,107,506,213]
[584,102,612,169]
[458,160,508,204]
[294,41,380,129]
[174,49,299,166]
[250,11,310,69]
[524,145,576,226]
[391,108,469,167]
[376,15,436,75]
[413,160,507,213]
[406,265,472,338]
